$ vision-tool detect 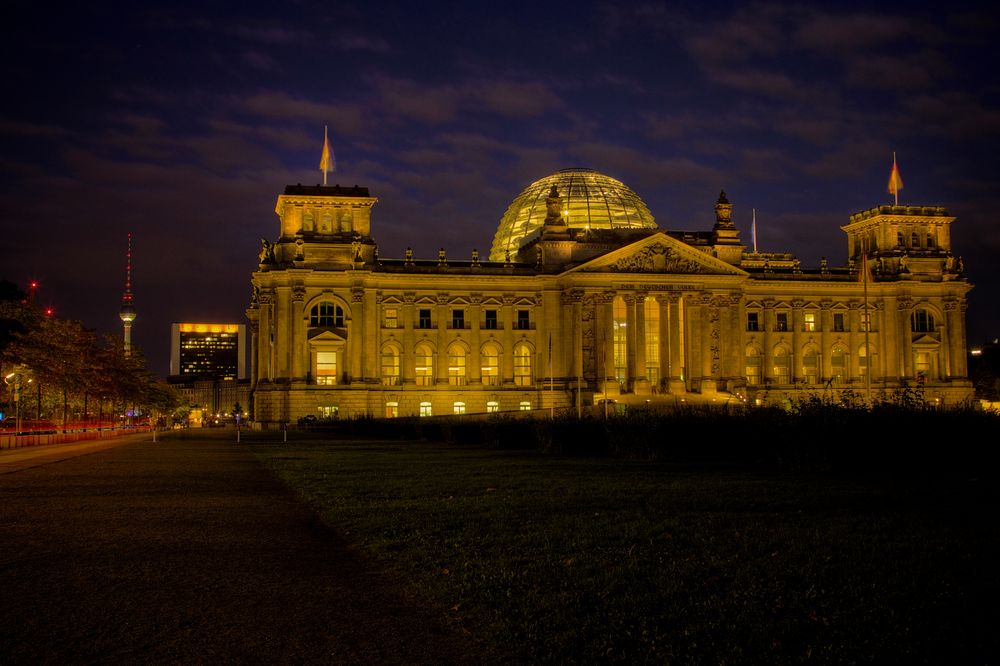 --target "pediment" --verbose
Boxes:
[911,334,941,348]
[570,233,747,276]
[308,329,347,344]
